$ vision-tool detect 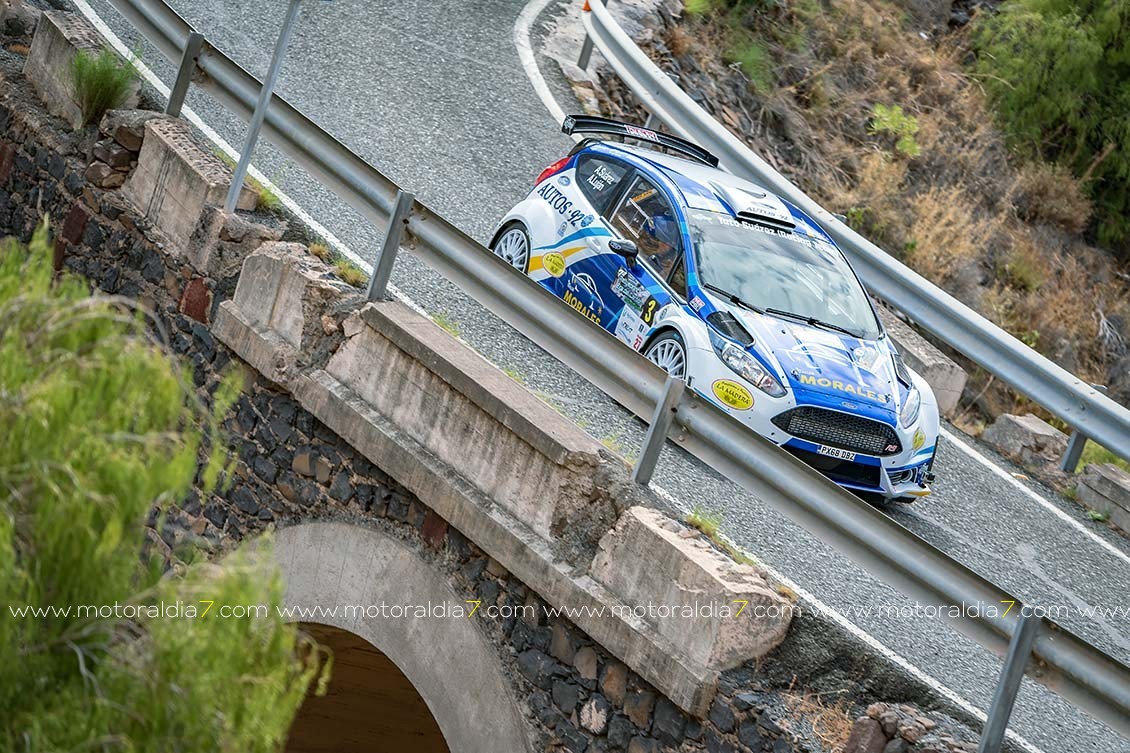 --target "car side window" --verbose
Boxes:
[575,155,630,215]
[610,175,681,278]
